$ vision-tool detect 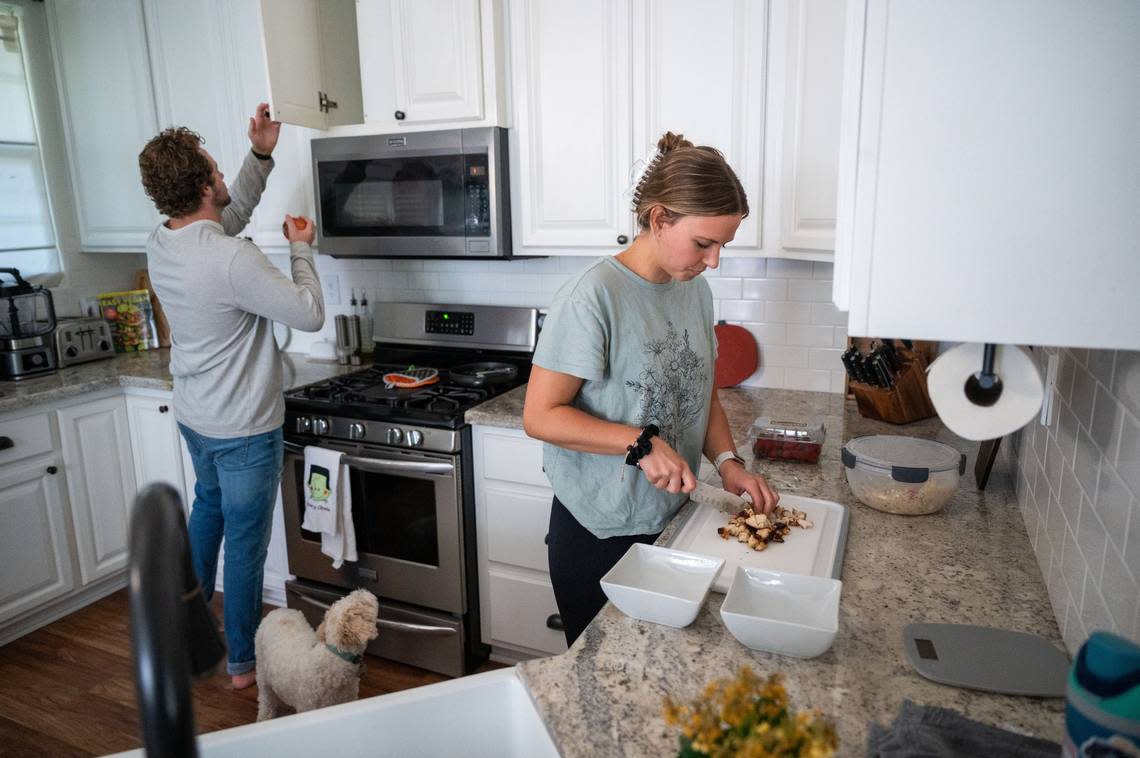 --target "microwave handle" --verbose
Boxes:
[288,587,457,637]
